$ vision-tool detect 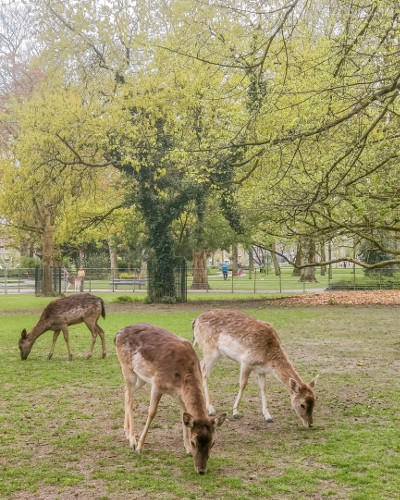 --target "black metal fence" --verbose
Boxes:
[1,265,399,298]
